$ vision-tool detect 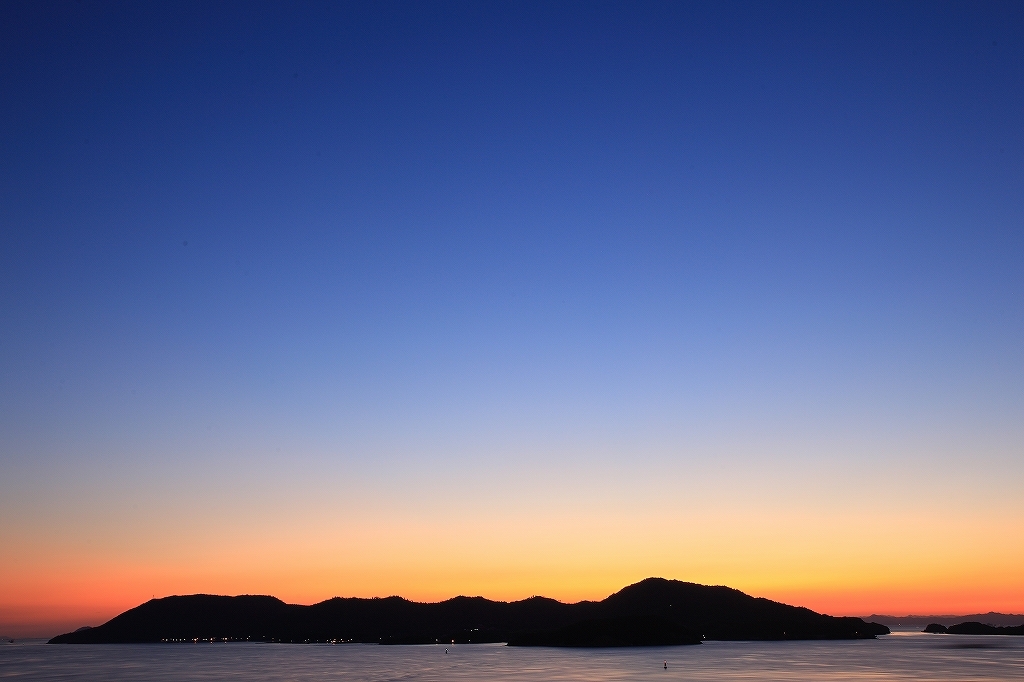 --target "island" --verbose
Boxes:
[924,622,1024,635]
[49,577,889,646]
